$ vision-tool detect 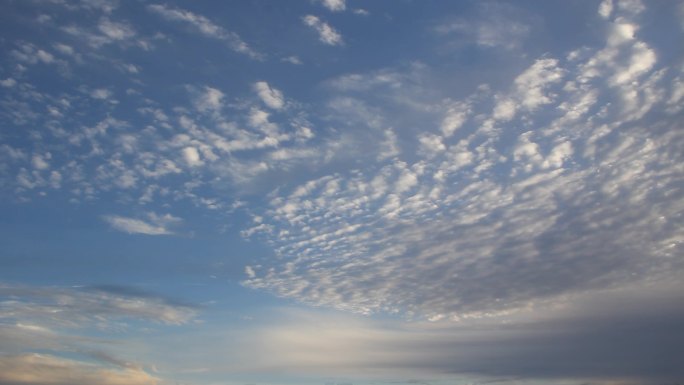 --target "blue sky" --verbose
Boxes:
[1,0,683,384]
